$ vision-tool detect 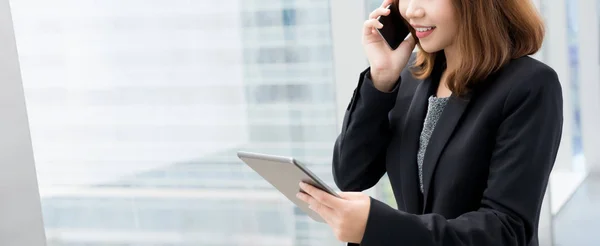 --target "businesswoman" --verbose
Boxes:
[296,0,563,245]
